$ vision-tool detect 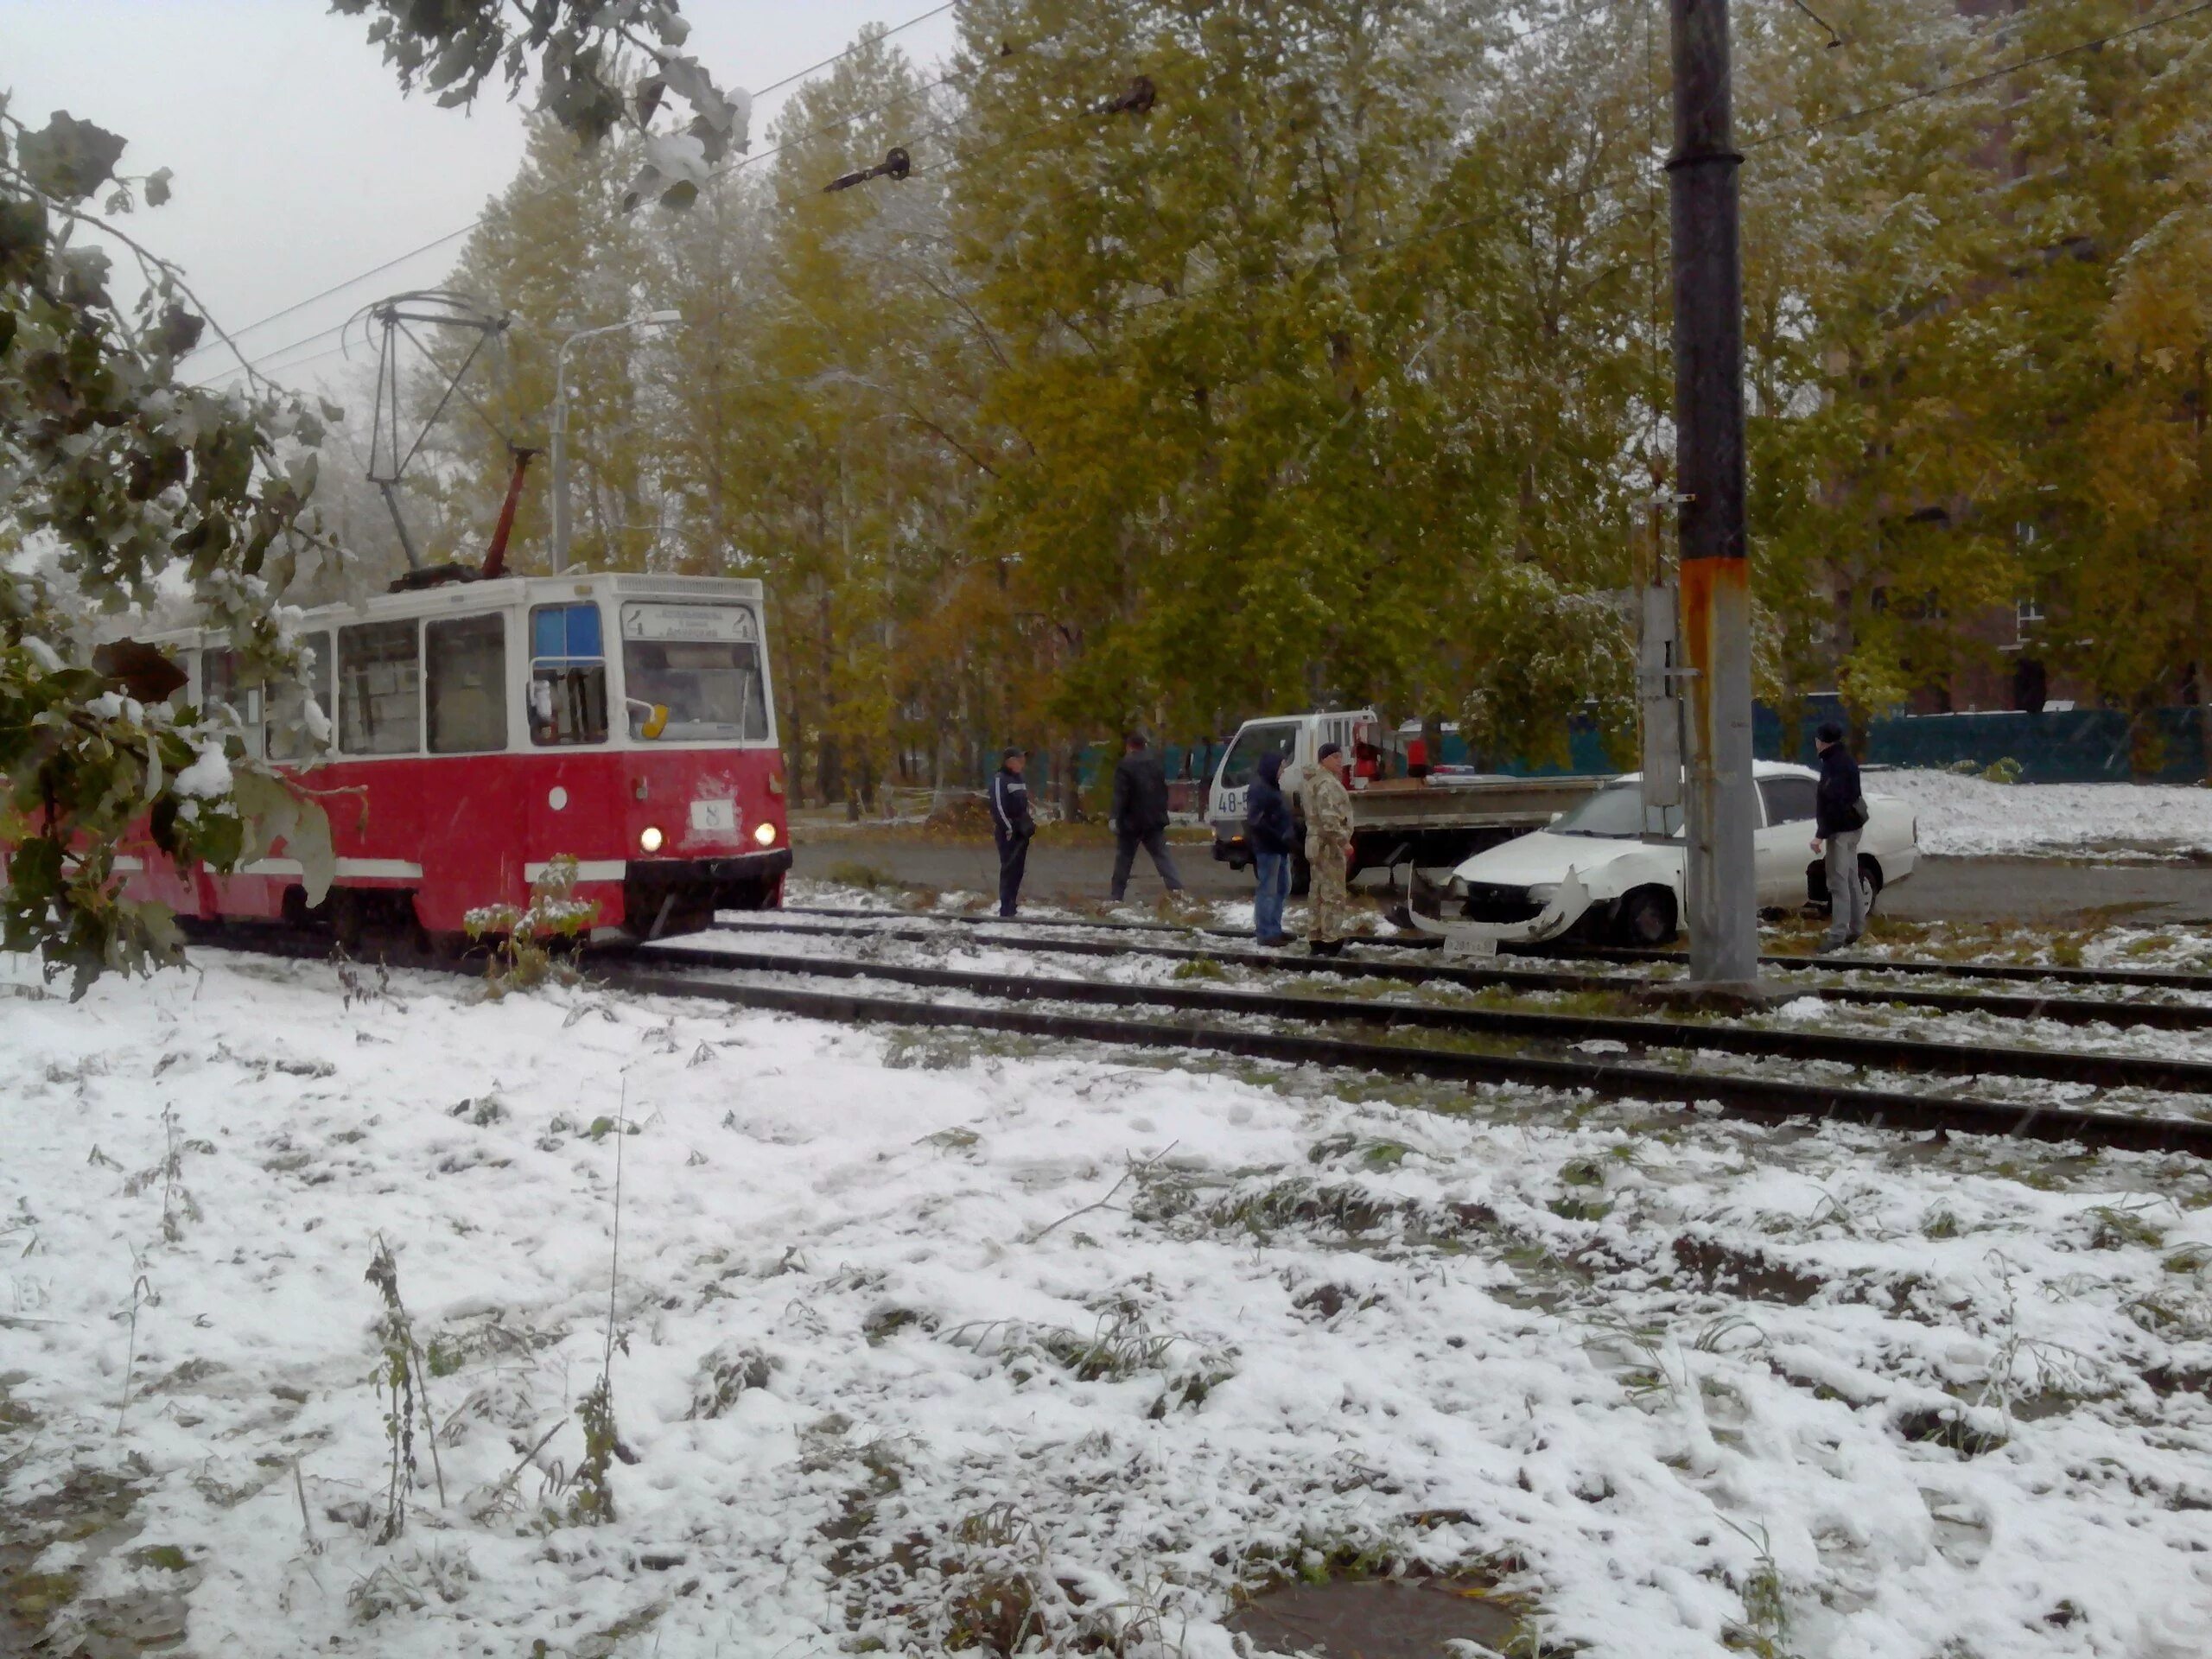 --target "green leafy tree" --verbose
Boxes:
[1971,0,2212,769]
[0,100,338,991]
